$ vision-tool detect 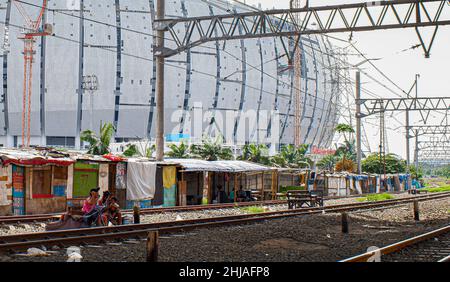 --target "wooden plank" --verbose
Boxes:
[178,180,187,206]
[202,172,209,204]
[261,172,265,201]
[146,231,159,262]
[271,170,277,200]
[98,164,109,196]
[234,173,238,202]
[66,164,74,199]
